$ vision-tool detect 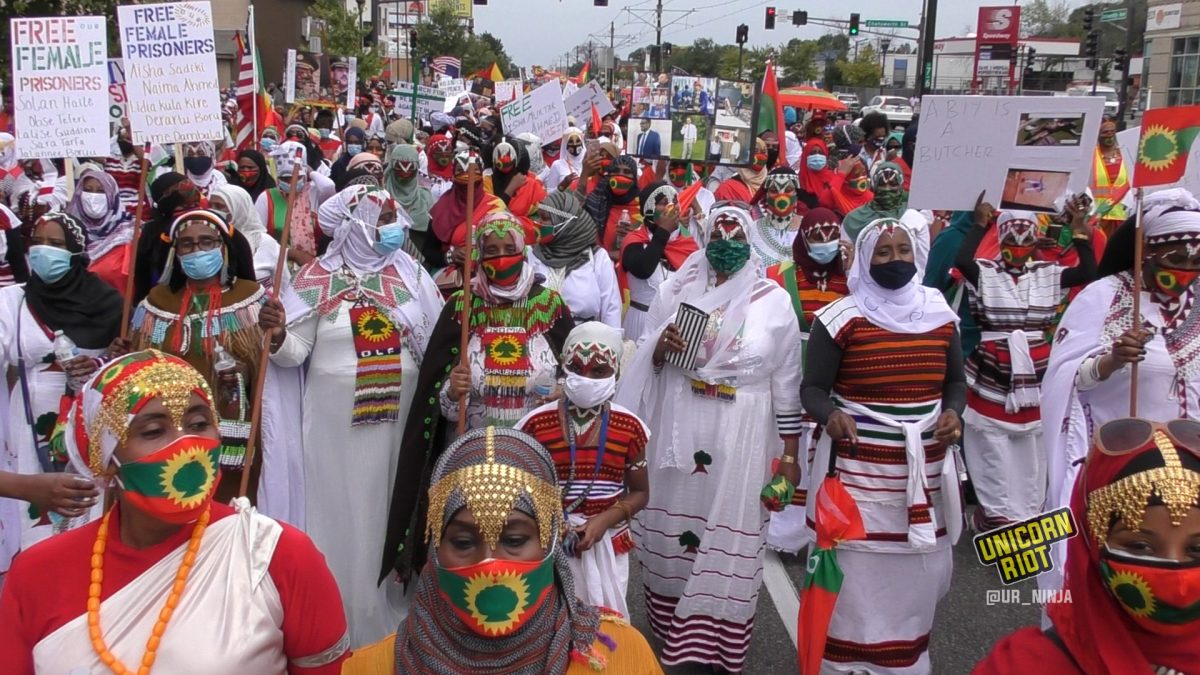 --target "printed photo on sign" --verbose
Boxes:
[1001,168,1071,212]
[329,57,352,105]
[705,79,758,166]
[671,76,717,116]
[631,86,669,120]
[1016,112,1085,147]
[670,113,709,161]
[294,51,321,102]
[626,117,672,159]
